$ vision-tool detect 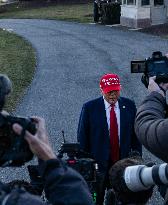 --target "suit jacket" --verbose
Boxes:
[77,96,142,172]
